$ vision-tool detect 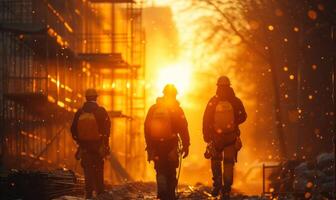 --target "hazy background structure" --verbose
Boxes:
[0,0,146,183]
